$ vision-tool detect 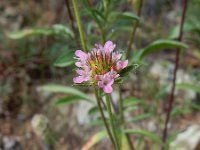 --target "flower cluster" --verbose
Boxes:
[73,41,128,93]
